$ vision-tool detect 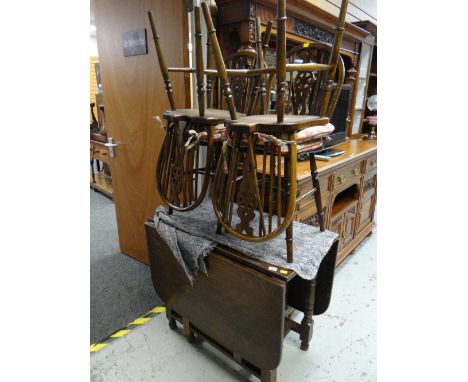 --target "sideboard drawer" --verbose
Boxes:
[94,145,109,161]
[333,161,363,189]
